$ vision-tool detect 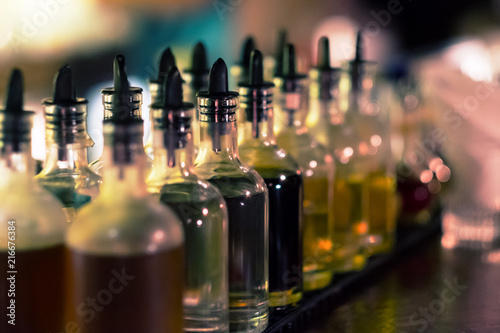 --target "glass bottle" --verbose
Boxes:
[230,36,255,92]
[67,55,185,333]
[88,58,149,176]
[395,77,444,225]
[195,58,268,333]
[268,29,287,82]
[307,36,367,272]
[274,43,336,291]
[339,31,397,256]
[306,37,342,147]
[183,42,210,151]
[239,50,303,309]
[147,66,229,332]
[145,47,176,160]
[231,36,256,145]
[36,65,101,223]
[0,69,68,333]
